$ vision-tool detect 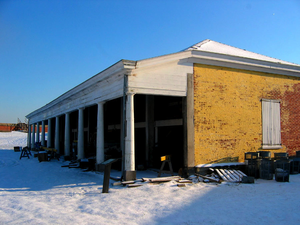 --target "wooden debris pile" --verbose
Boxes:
[195,168,248,183]
[113,176,194,188]
[112,168,248,189]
